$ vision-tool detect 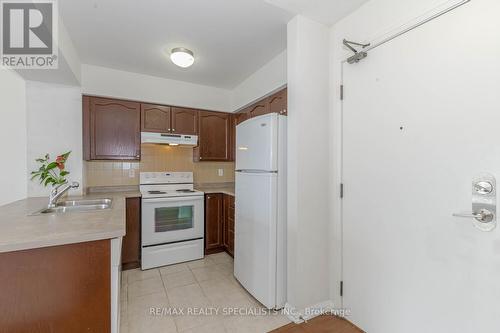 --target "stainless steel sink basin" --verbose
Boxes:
[56,198,112,207]
[32,198,113,215]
